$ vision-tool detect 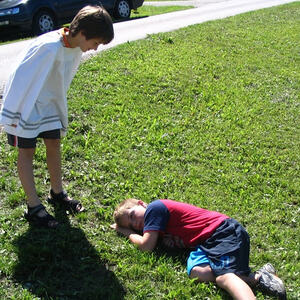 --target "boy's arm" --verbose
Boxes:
[111,224,159,252]
[128,231,159,252]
